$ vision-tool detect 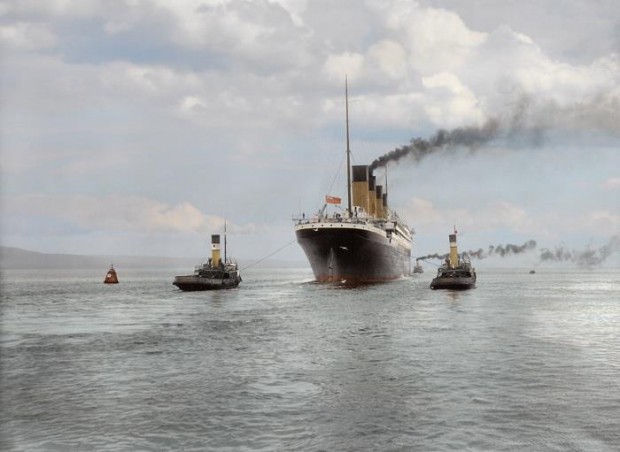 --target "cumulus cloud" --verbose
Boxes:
[404,197,542,235]
[322,52,365,81]
[1,0,618,257]
[4,1,618,132]
[0,0,106,18]
[366,40,409,80]
[421,72,485,127]
[0,22,57,50]
[578,210,620,236]
[403,196,619,240]
[602,178,620,190]
[0,194,267,235]
[382,2,486,75]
